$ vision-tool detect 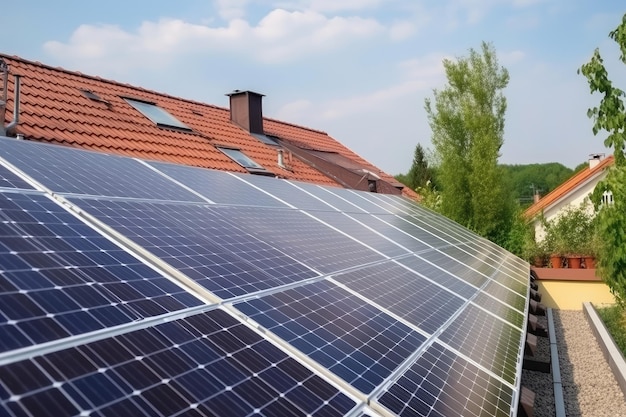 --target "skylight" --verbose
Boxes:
[124,98,190,130]
[218,147,266,171]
